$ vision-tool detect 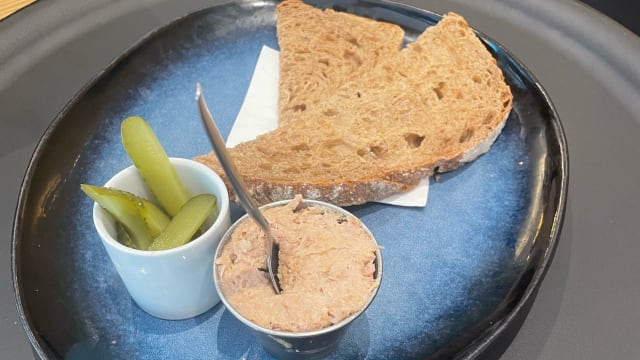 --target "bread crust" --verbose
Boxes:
[194,154,407,205]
